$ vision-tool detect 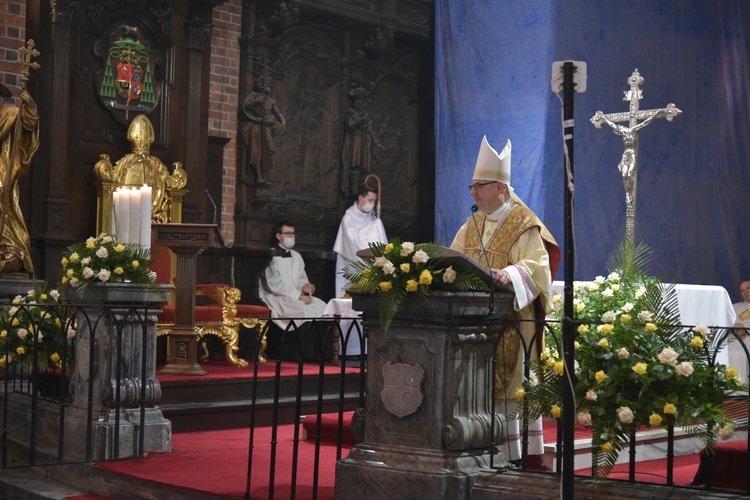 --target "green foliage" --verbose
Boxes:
[343,238,489,332]
[521,241,748,482]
